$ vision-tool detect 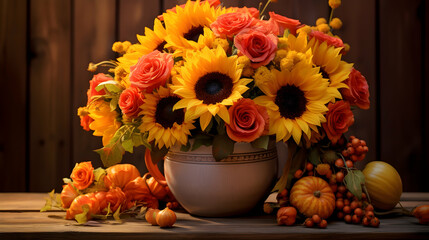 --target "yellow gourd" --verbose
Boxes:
[362,161,402,210]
